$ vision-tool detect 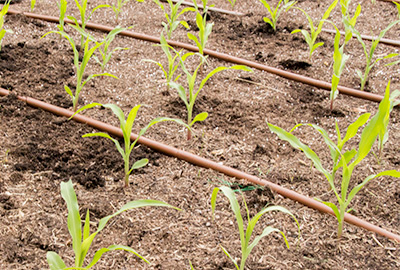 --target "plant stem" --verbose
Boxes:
[187,106,192,140]
[360,65,370,91]
[124,173,129,187]
[338,205,345,238]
